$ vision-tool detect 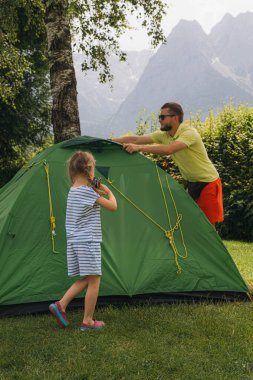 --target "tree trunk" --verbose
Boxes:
[45,0,81,143]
